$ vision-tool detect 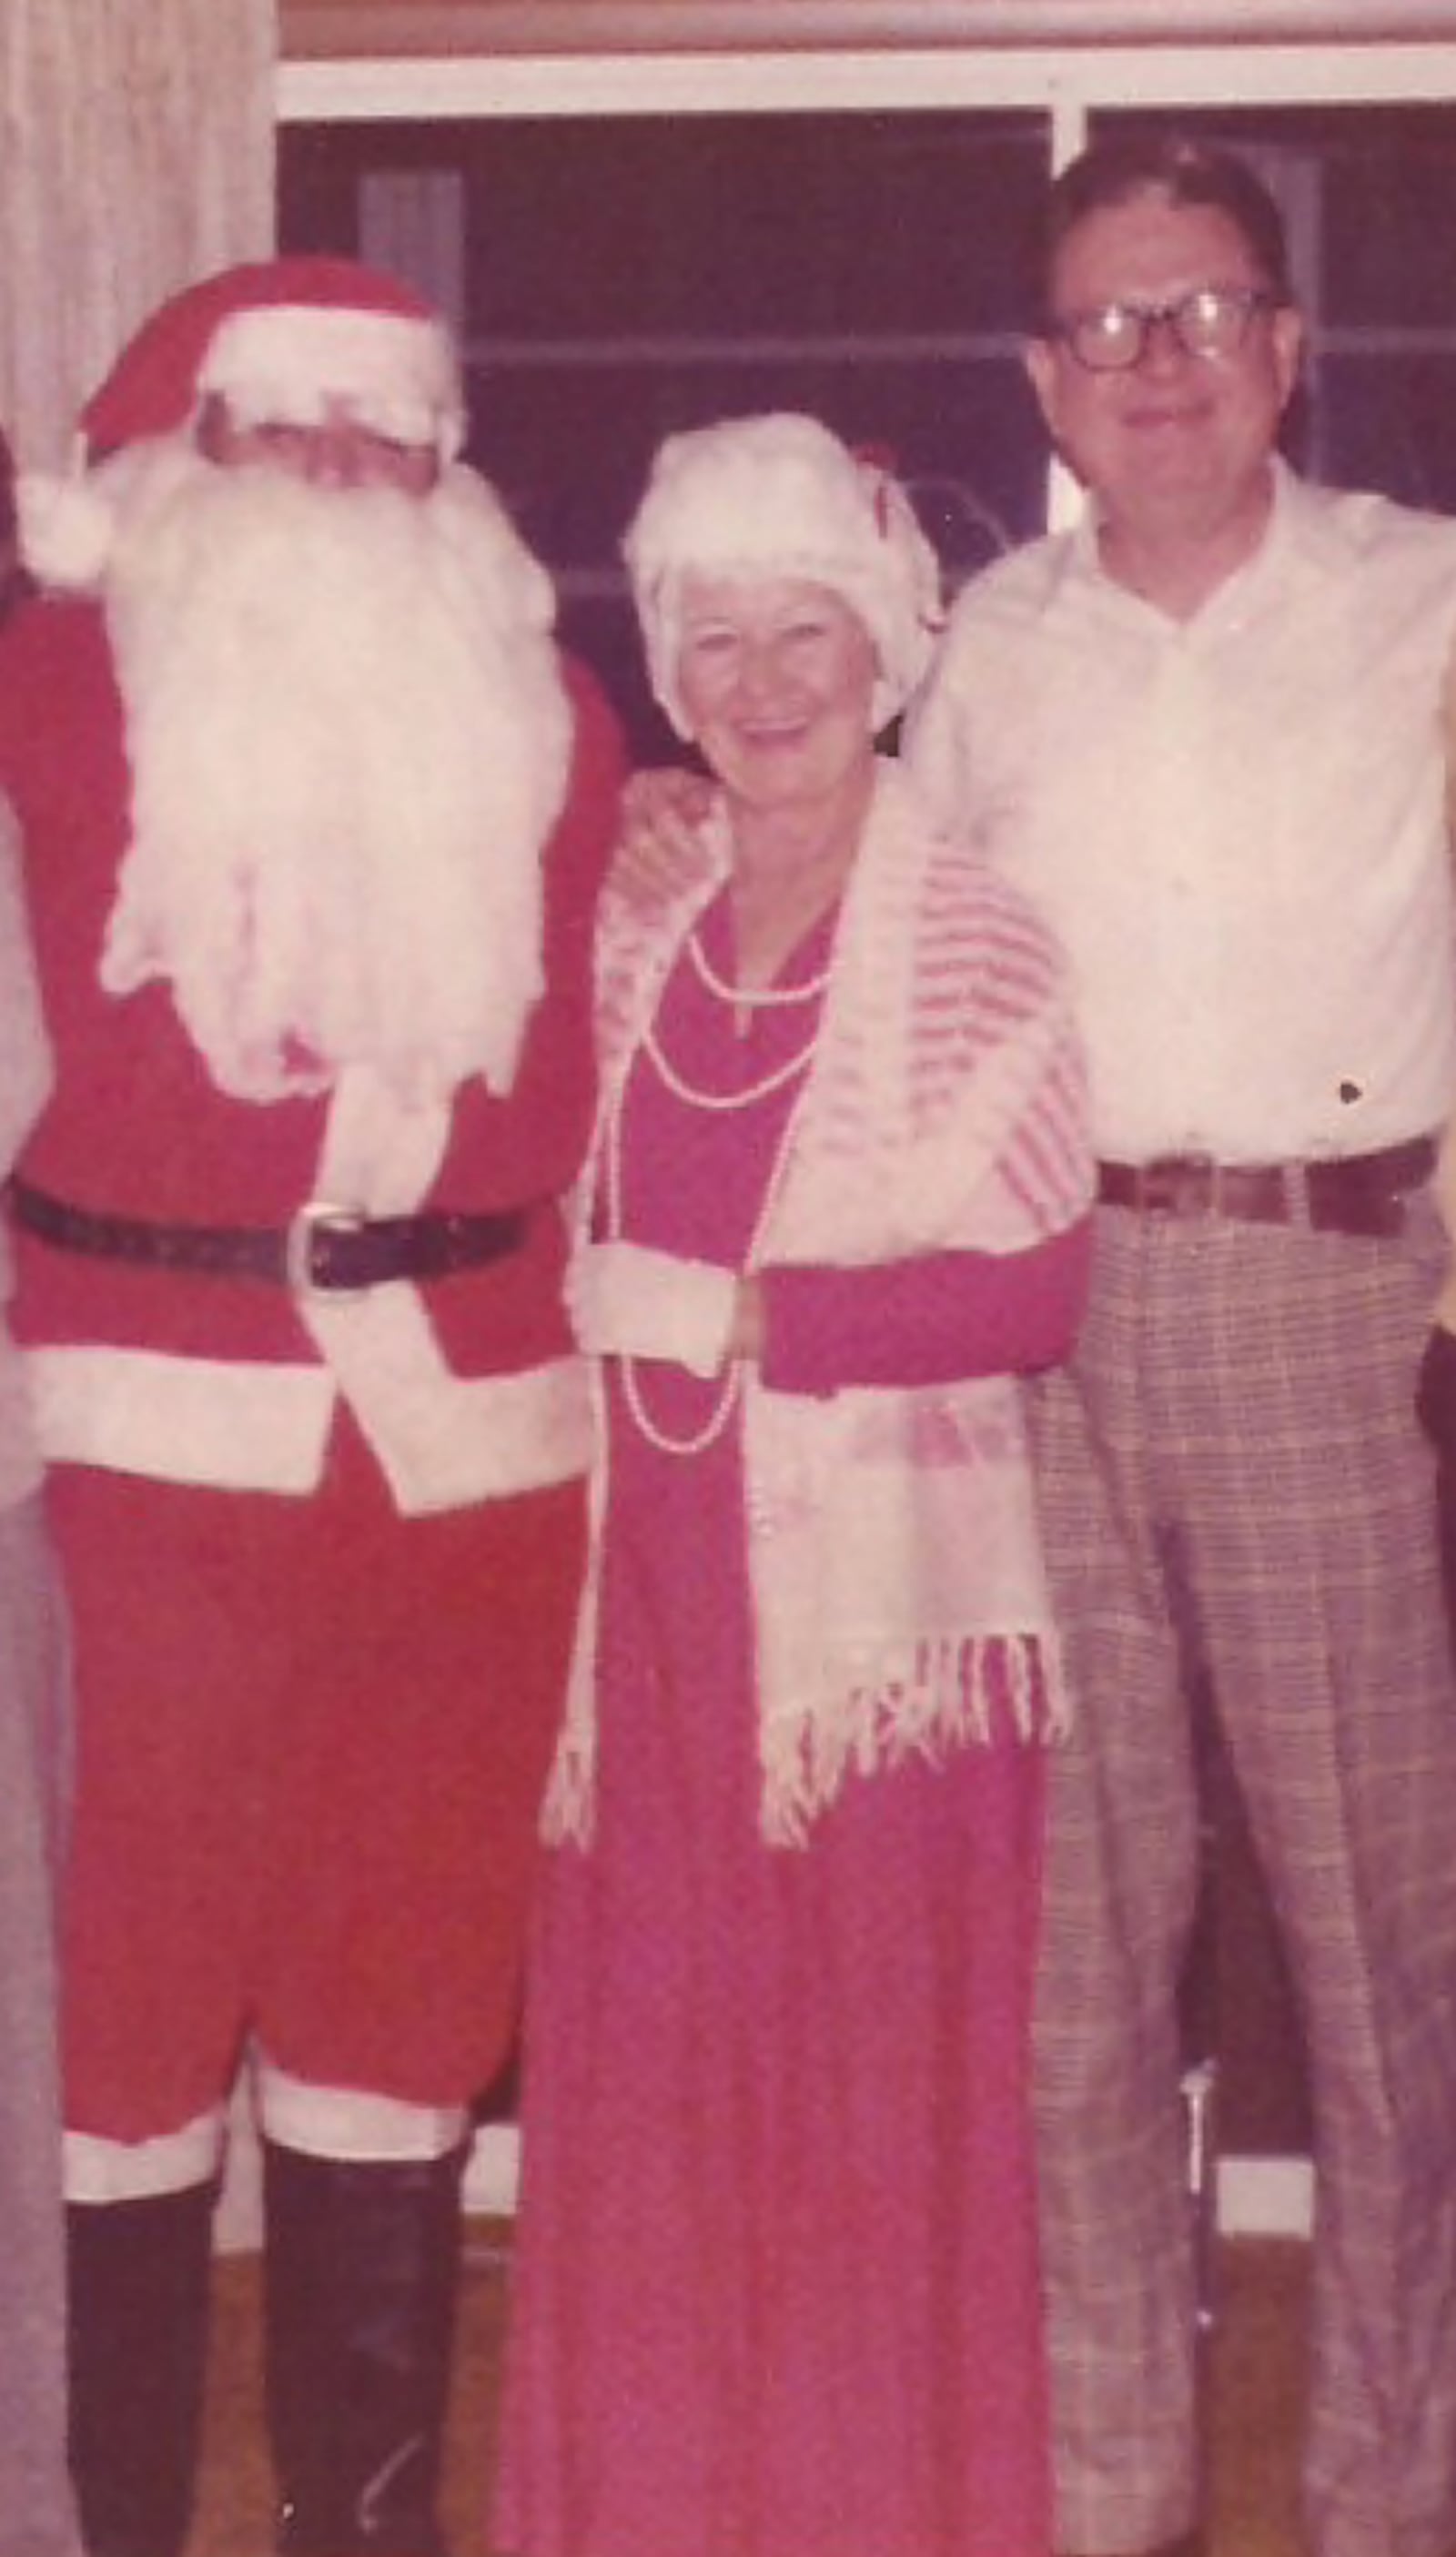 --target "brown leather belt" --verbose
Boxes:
[1095,1136,1437,1238]
[5,1177,530,1294]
